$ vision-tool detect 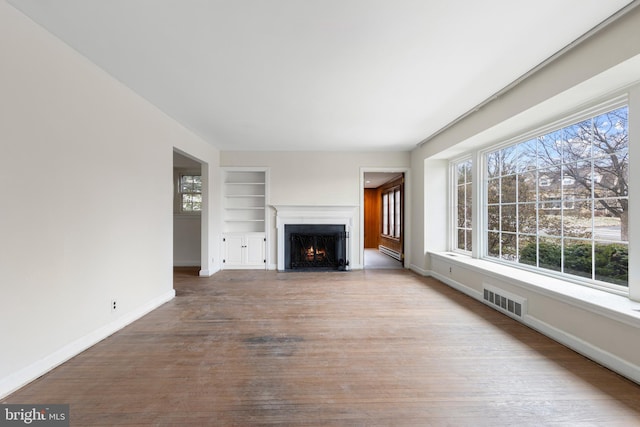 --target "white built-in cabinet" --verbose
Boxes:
[222,233,266,269]
[221,168,268,269]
